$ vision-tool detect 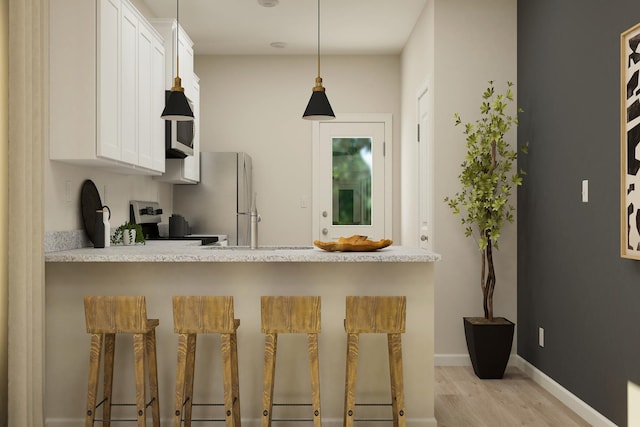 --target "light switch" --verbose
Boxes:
[582,180,588,203]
